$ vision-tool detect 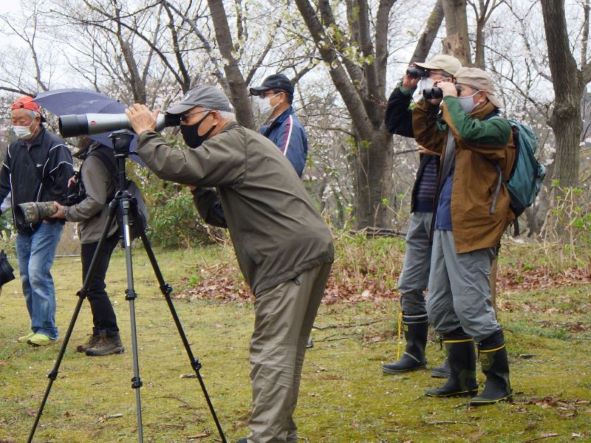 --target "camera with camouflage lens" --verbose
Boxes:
[14,201,58,225]
[406,66,428,79]
[422,87,443,100]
